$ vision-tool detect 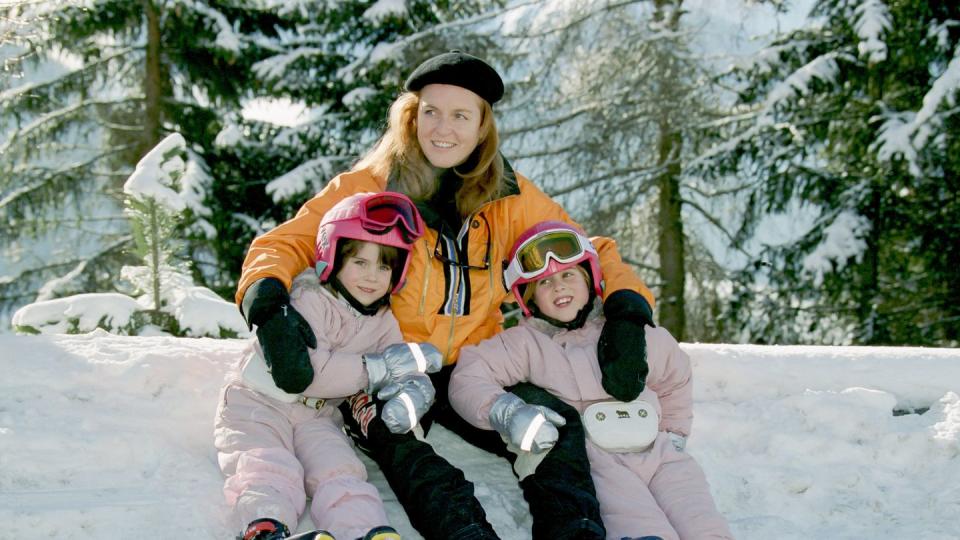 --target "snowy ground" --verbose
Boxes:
[1,331,958,539]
